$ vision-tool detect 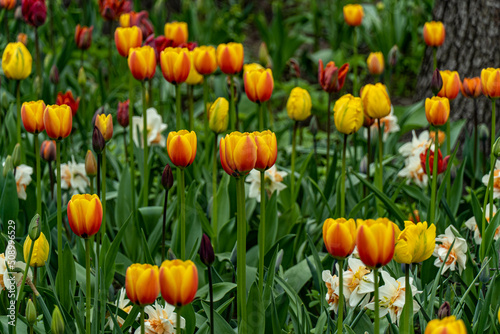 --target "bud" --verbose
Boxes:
[431,68,443,96]
[117,100,130,128]
[78,66,87,86]
[3,155,13,177]
[14,6,22,20]
[389,45,398,67]
[376,1,384,11]
[50,65,59,85]
[493,138,500,159]
[199,234,215,267]
[167,248,177,260]
[309,115,318,137]
[92,126,105,154]
[26,299,37,326]
[258,42,271,68]
[12,143,21,167]
[161,164,174,190]
[359,155,368,174]
[437,301,451,319]
[479,124,489,142]
[51,306,65,334]
[17,33,28,46]
[479,260,490,283]
[85,150,97,176]
[289,58,300,79]
[40,140,57,162]
[28,214,41,241]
